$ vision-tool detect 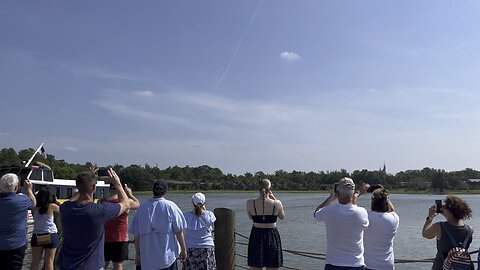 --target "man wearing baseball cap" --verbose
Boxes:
[314,177,369,270]
[129,179,187,270]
